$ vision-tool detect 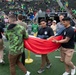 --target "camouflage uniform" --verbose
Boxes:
[6,24,28,55]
